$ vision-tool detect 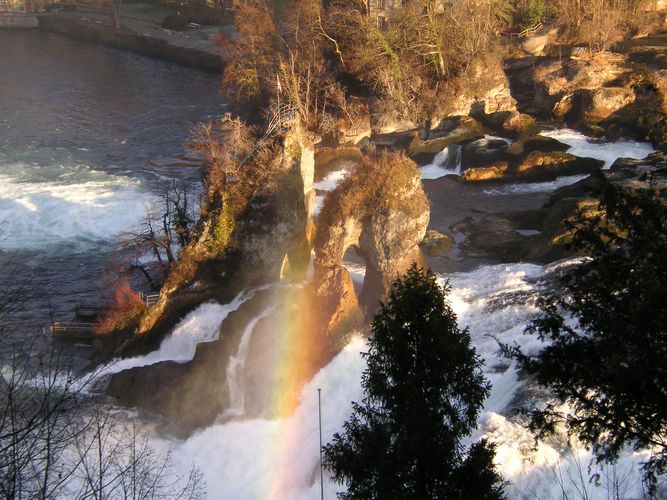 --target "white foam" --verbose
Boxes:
[542,128,655,168]
[98,289,257,377]
[313,169,351,217]
[0,162,157,251]
[224,305,277,418]
[314,170,348,192]
[420,145,463,179]
[172,336,367,500]
[482,174,589,196]
[166,259,664,498]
